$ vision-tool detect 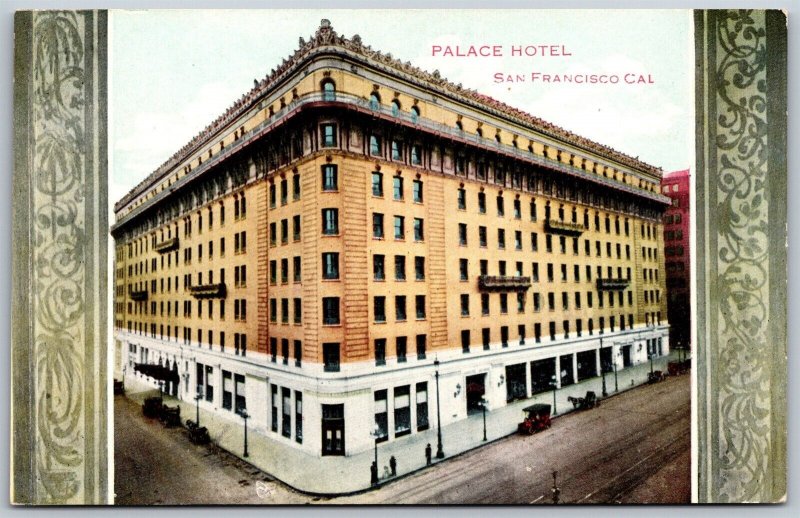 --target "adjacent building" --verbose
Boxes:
[661,169,691,352]
[112,20,671,462]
